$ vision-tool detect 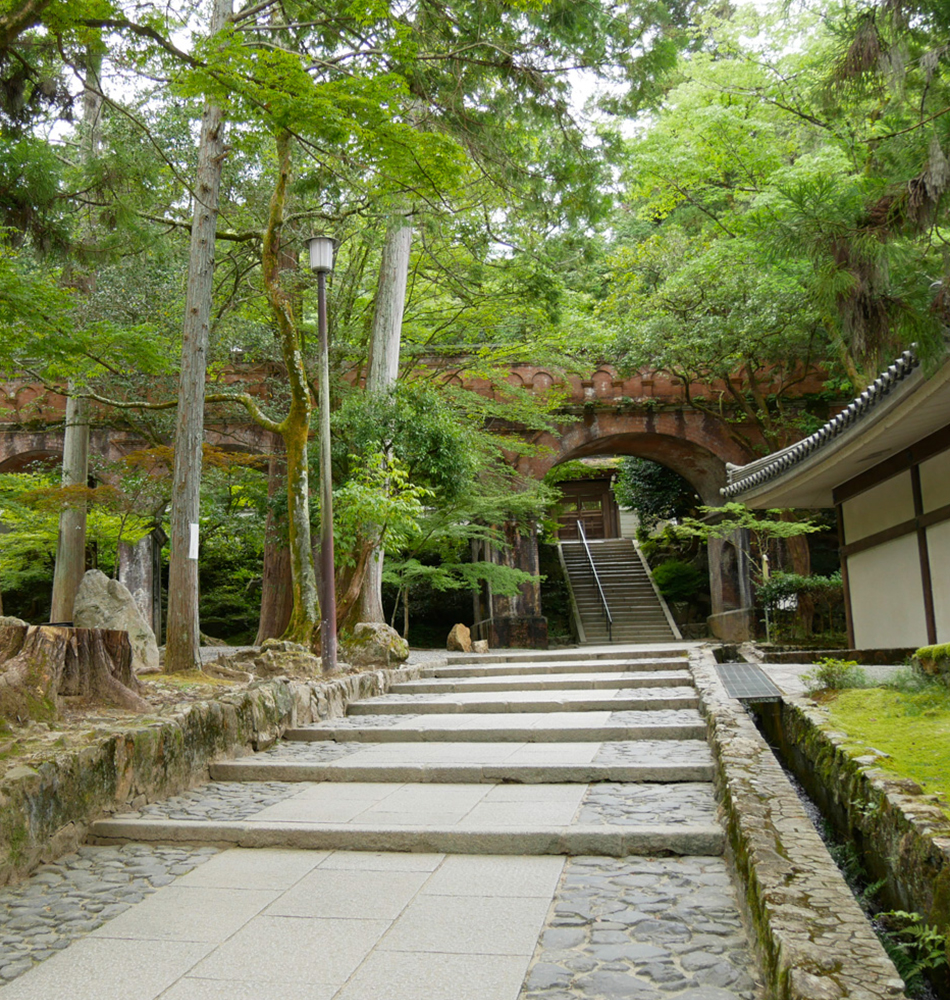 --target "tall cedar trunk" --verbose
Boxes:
[254,440,293,643]
[356,214,413,624]
[262,131,319,645]
[50,48,100,622]
[164,0,231,672]
[50,393,89,621]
